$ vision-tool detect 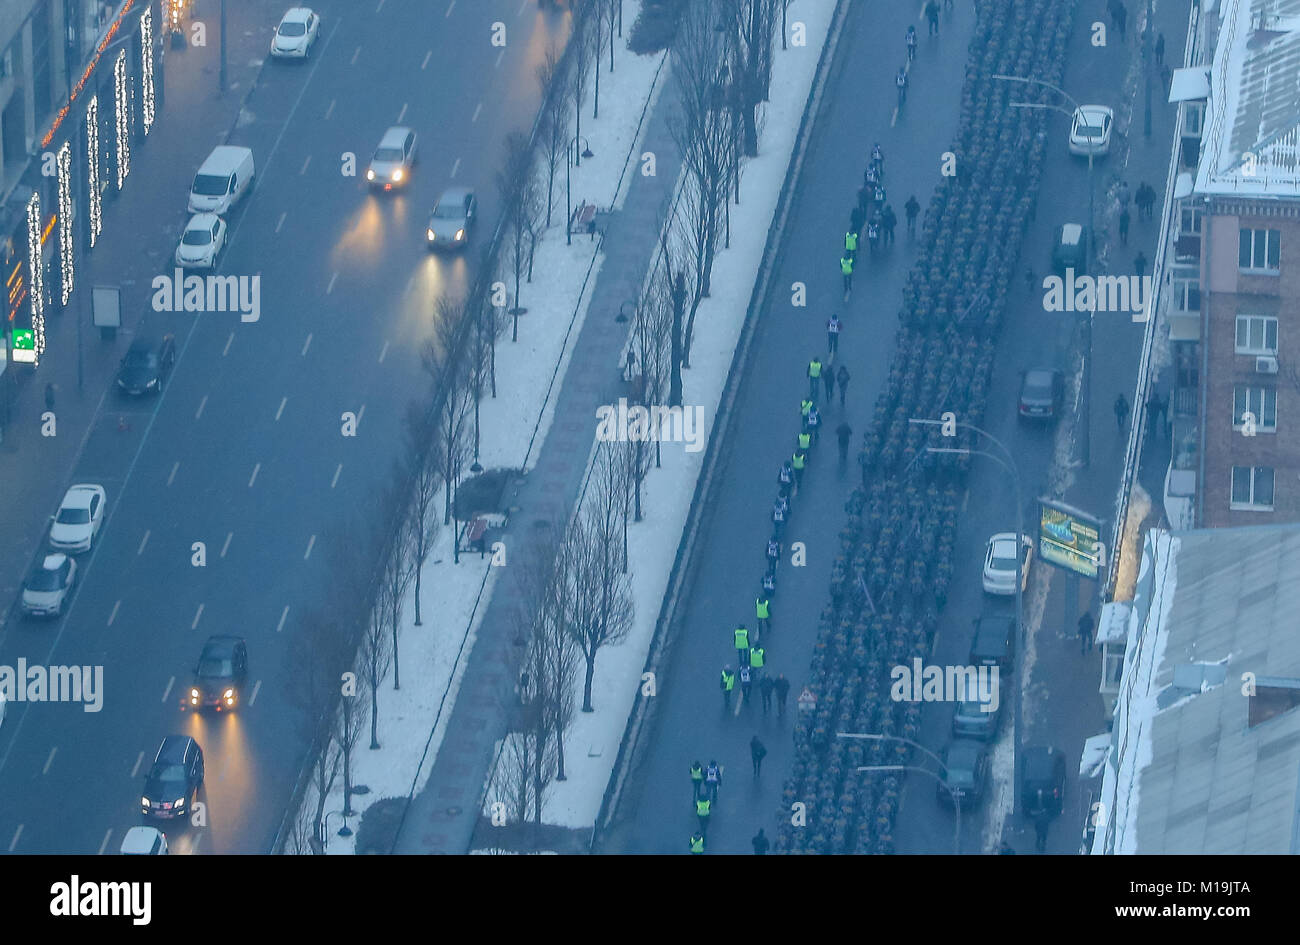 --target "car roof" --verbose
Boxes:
[120,826,165,853]
[1022,746,1063,778]
[1024,368,1058,384]
[379,126,413,147]
[945,740,985,765]
[156,735,196,763]
[1076,105,1112,120]
[201,635,245,657]
[989,534,1019,555]
[437,186,473,205]
[283,7,313,21]
[1060,223,1083,243]
[61,485,100,508]
[39,553,69,571]
[185,212,222,228]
